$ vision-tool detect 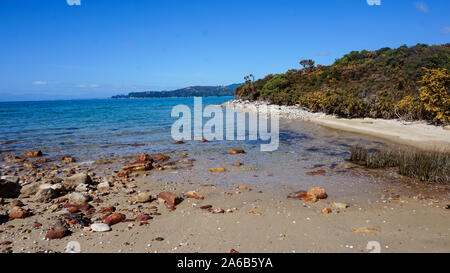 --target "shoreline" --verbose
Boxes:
[222,100,450,152]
